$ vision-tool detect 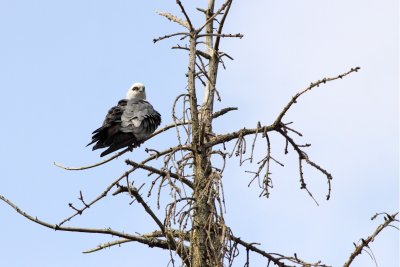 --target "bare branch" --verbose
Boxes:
[0,194,172,250]
[153,32,189,43]
[214,0,233,51]
[272,67,360,127]
[54,148,130,170]
[205,65,359,148]
[343,212,399,267]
